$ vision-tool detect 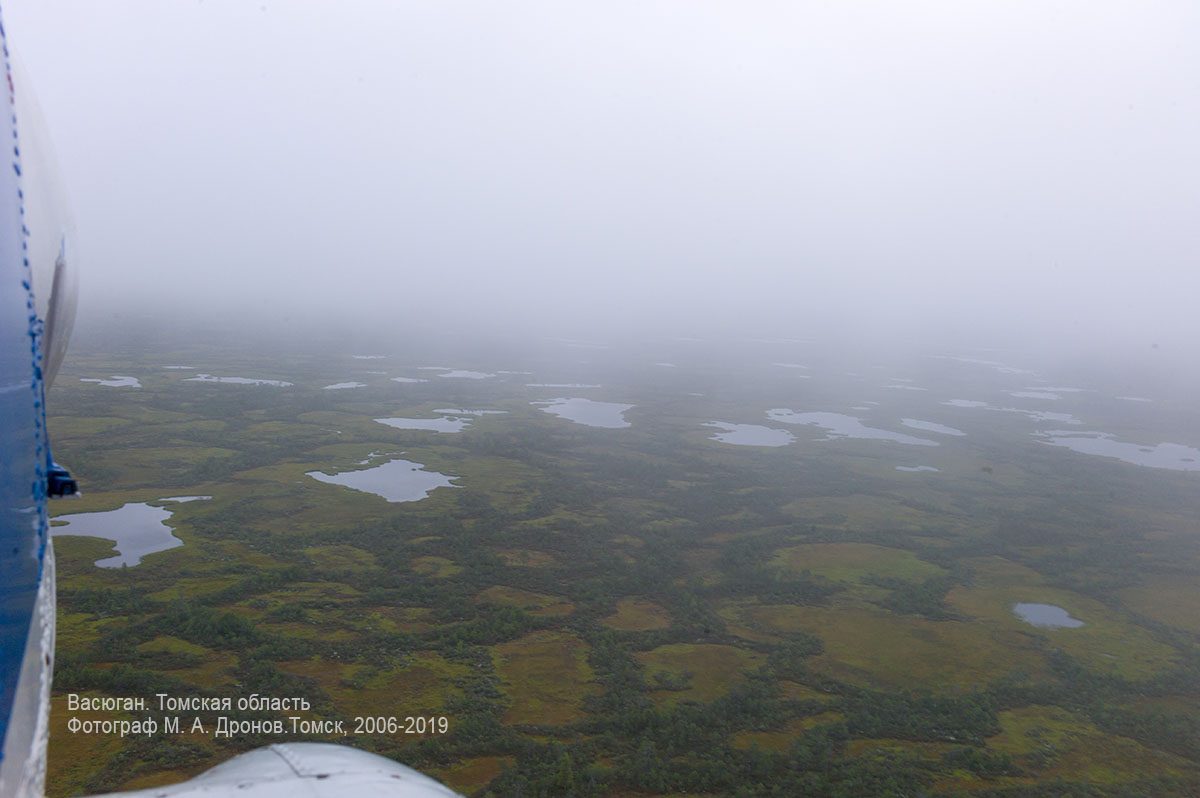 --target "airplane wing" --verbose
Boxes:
[0,22,58,798]
[83,743,462,798]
